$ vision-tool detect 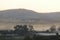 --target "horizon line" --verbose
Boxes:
[0,8,60,13]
